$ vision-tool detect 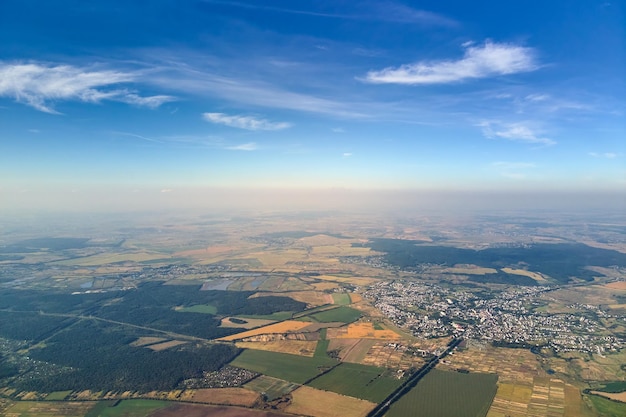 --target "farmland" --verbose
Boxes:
[385,369,498,417]
[307,362,404,402]
[185,388,260,407]
[229,349,337,383]
[235,340,318,357]
[244,376,300,401]
[307,306,362,323]
[1,211,625,417]
[87,399,170,417]
[586,394,626,417]
[327,322,401,340]
[3,400,97,417]
[217,320,312,341]
[284,386,376,417]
